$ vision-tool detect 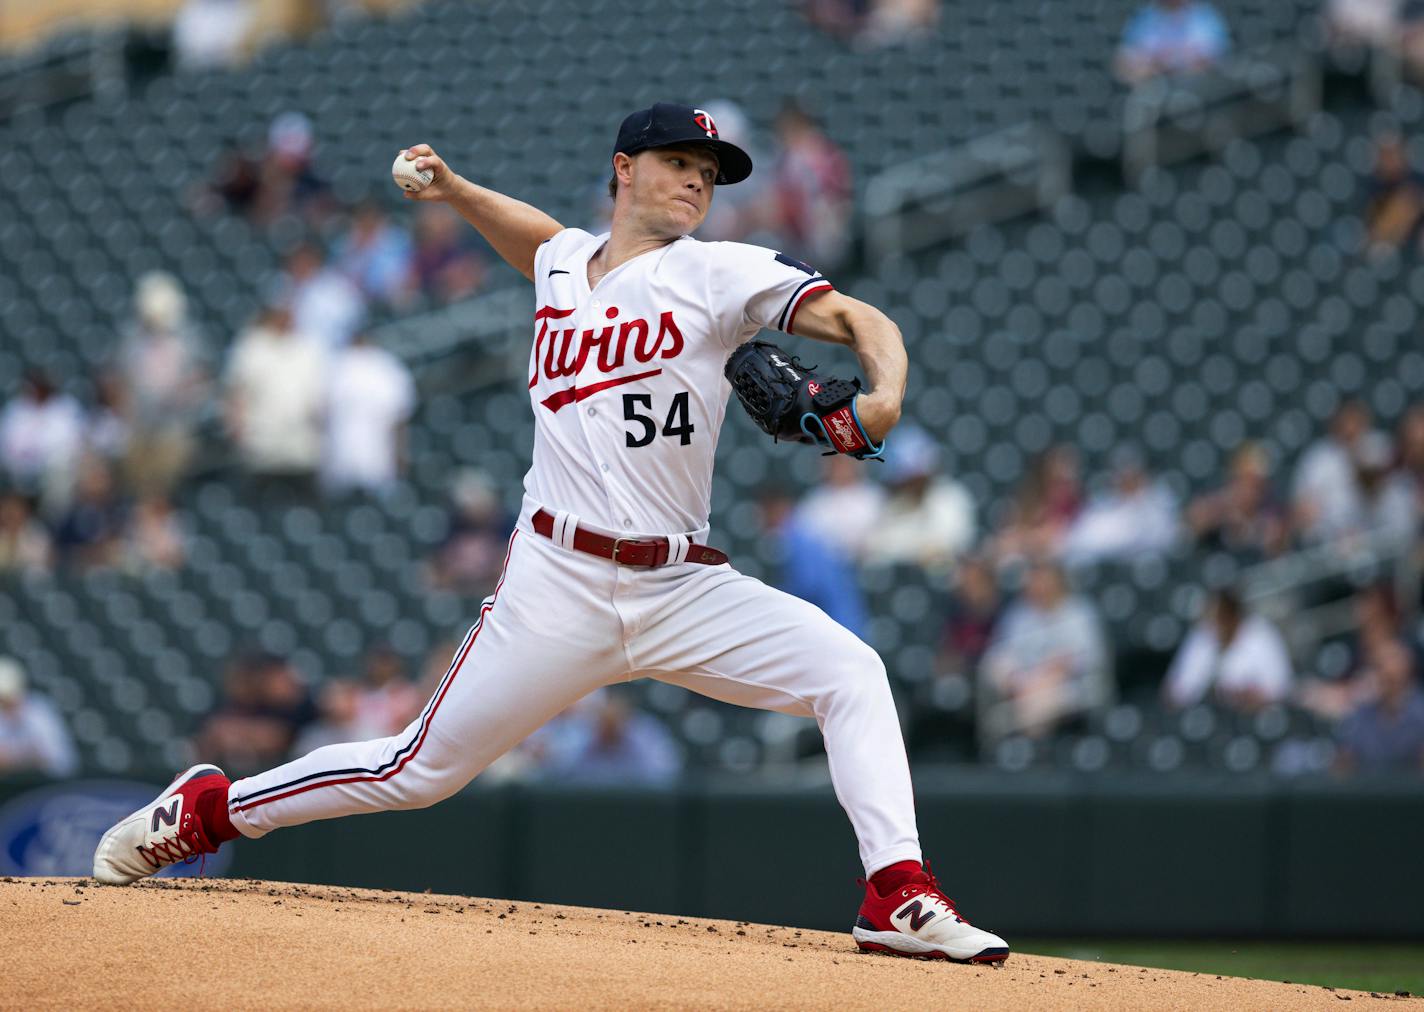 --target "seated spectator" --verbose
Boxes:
[802,0,938,46]
[796,454,886,562]
[195,652,317,775]
[193,143,263,218]
[689,100,775,245]
[1363,133,1424,257]
[410,204,487,304]
[0,656,78,778]
[284,243,366,352]
[335,200,415,307]
[352,645,423,738]
[1115,0,1231,85]
[291,679,368,756]
[0,491,52,574]
[172,0,258,72]
[1292,400,1373,543]
[1398,402,1424,501]
[323,332,416,496]
[937,554,1002,678]
[1186,442,1288,558]
[992,445,1083,566]
[980,560,1111,741]
[1336,638,1424,774]
[537,689,682,787]
[862,424,976,573]
[427,470,513,597]
[1163,588,1293,711]
[1354,432,1418,546]
[86,371,130,464]
[769,99,853,270]
[1299,584,1405,721]
[53,456,126,570]
[1328,0,1405,49]
[225,304,328,502]
[252,111,334,227]
[1061,447,1179,564]
[116,271,208,495]
[123,495,187,572]
[0,370,86,509]
[760,484,867,638]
